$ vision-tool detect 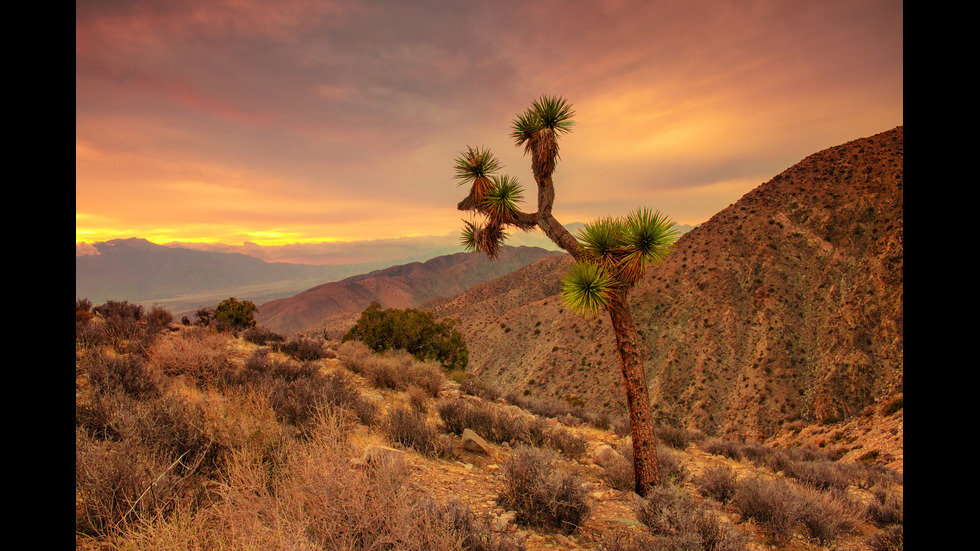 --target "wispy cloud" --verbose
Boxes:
[76,0,903,258]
